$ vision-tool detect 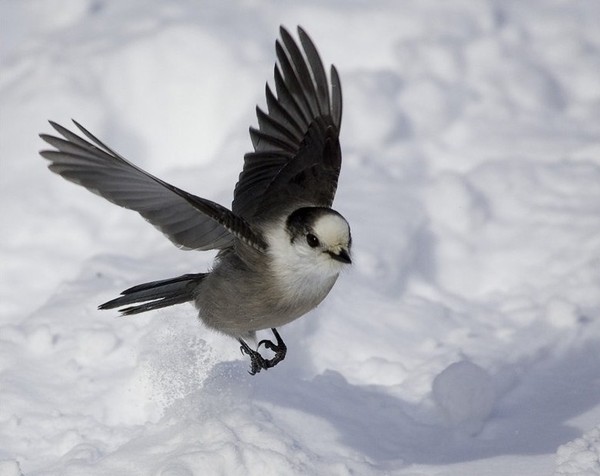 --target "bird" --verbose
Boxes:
[39,26,351,375]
